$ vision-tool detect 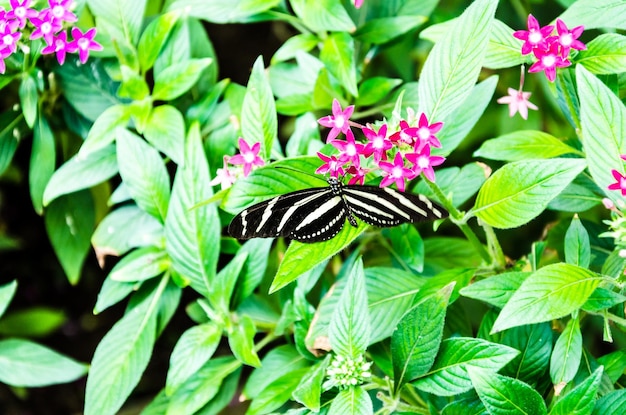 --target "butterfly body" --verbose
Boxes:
[228,177,447,243]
